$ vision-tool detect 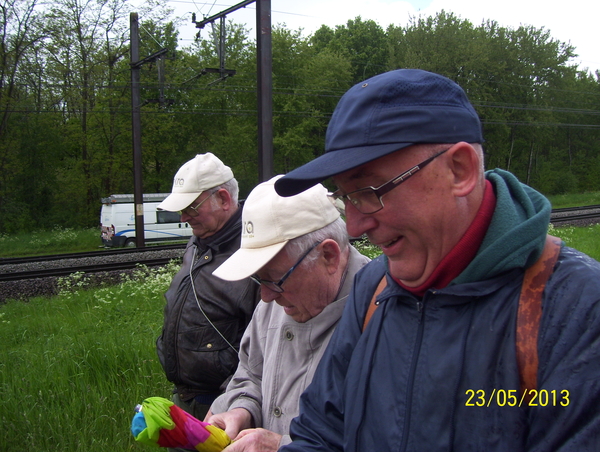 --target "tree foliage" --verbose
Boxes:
[0,5,598,234]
